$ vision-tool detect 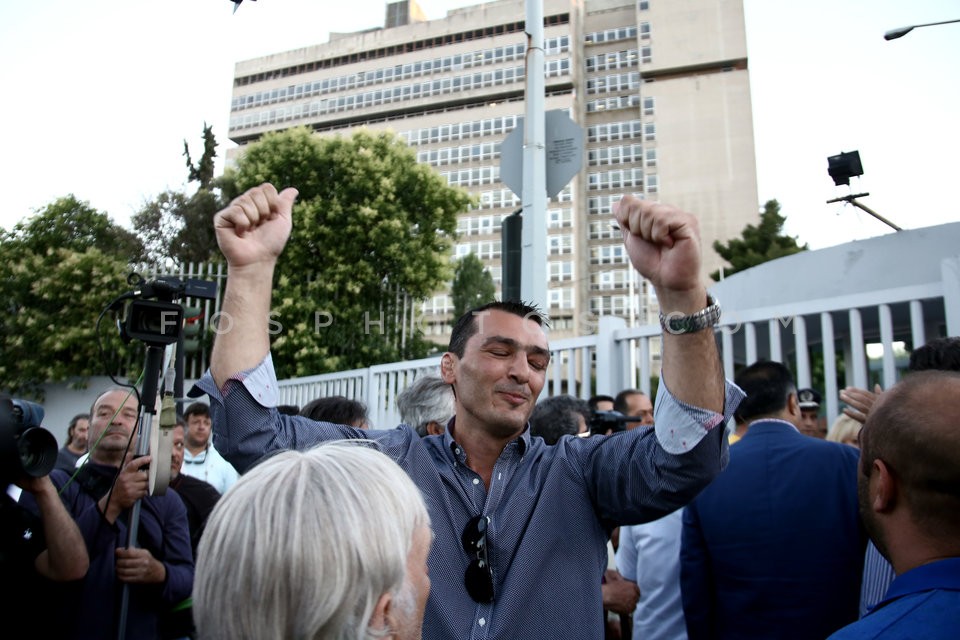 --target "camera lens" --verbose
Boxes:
[17,427,58,477]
